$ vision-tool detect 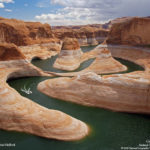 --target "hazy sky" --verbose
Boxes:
[0,0,150,25]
